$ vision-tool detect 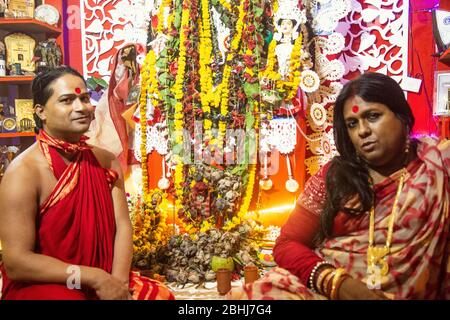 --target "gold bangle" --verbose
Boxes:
[316,267,334,296]
[321,270,335,297]
[330,268,348,300]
